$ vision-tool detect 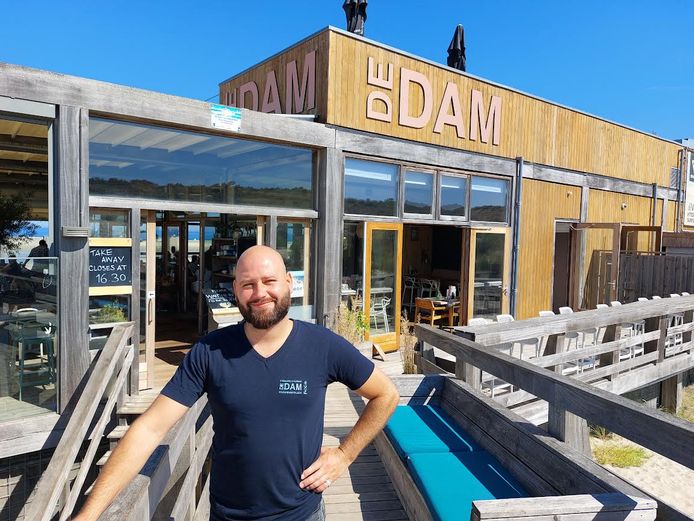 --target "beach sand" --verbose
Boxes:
[591,386,694,518]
